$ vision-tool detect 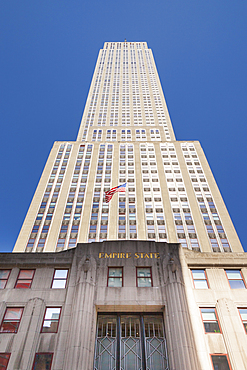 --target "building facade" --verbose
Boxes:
[13,41,241,254]
[0,41,246,369]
